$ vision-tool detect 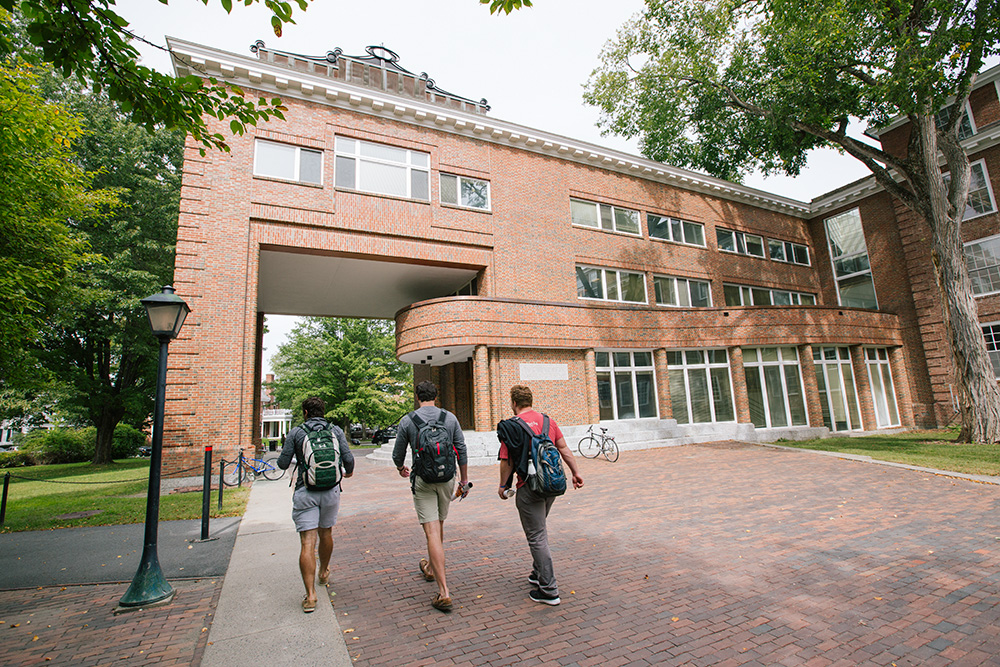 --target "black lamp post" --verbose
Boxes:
[118,286,190,609]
